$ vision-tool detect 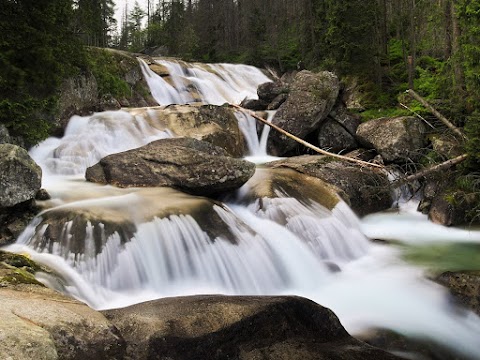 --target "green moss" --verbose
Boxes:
[0,251,45,287]
[85,48,133,98]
